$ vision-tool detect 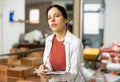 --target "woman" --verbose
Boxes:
[38,4,84,82]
